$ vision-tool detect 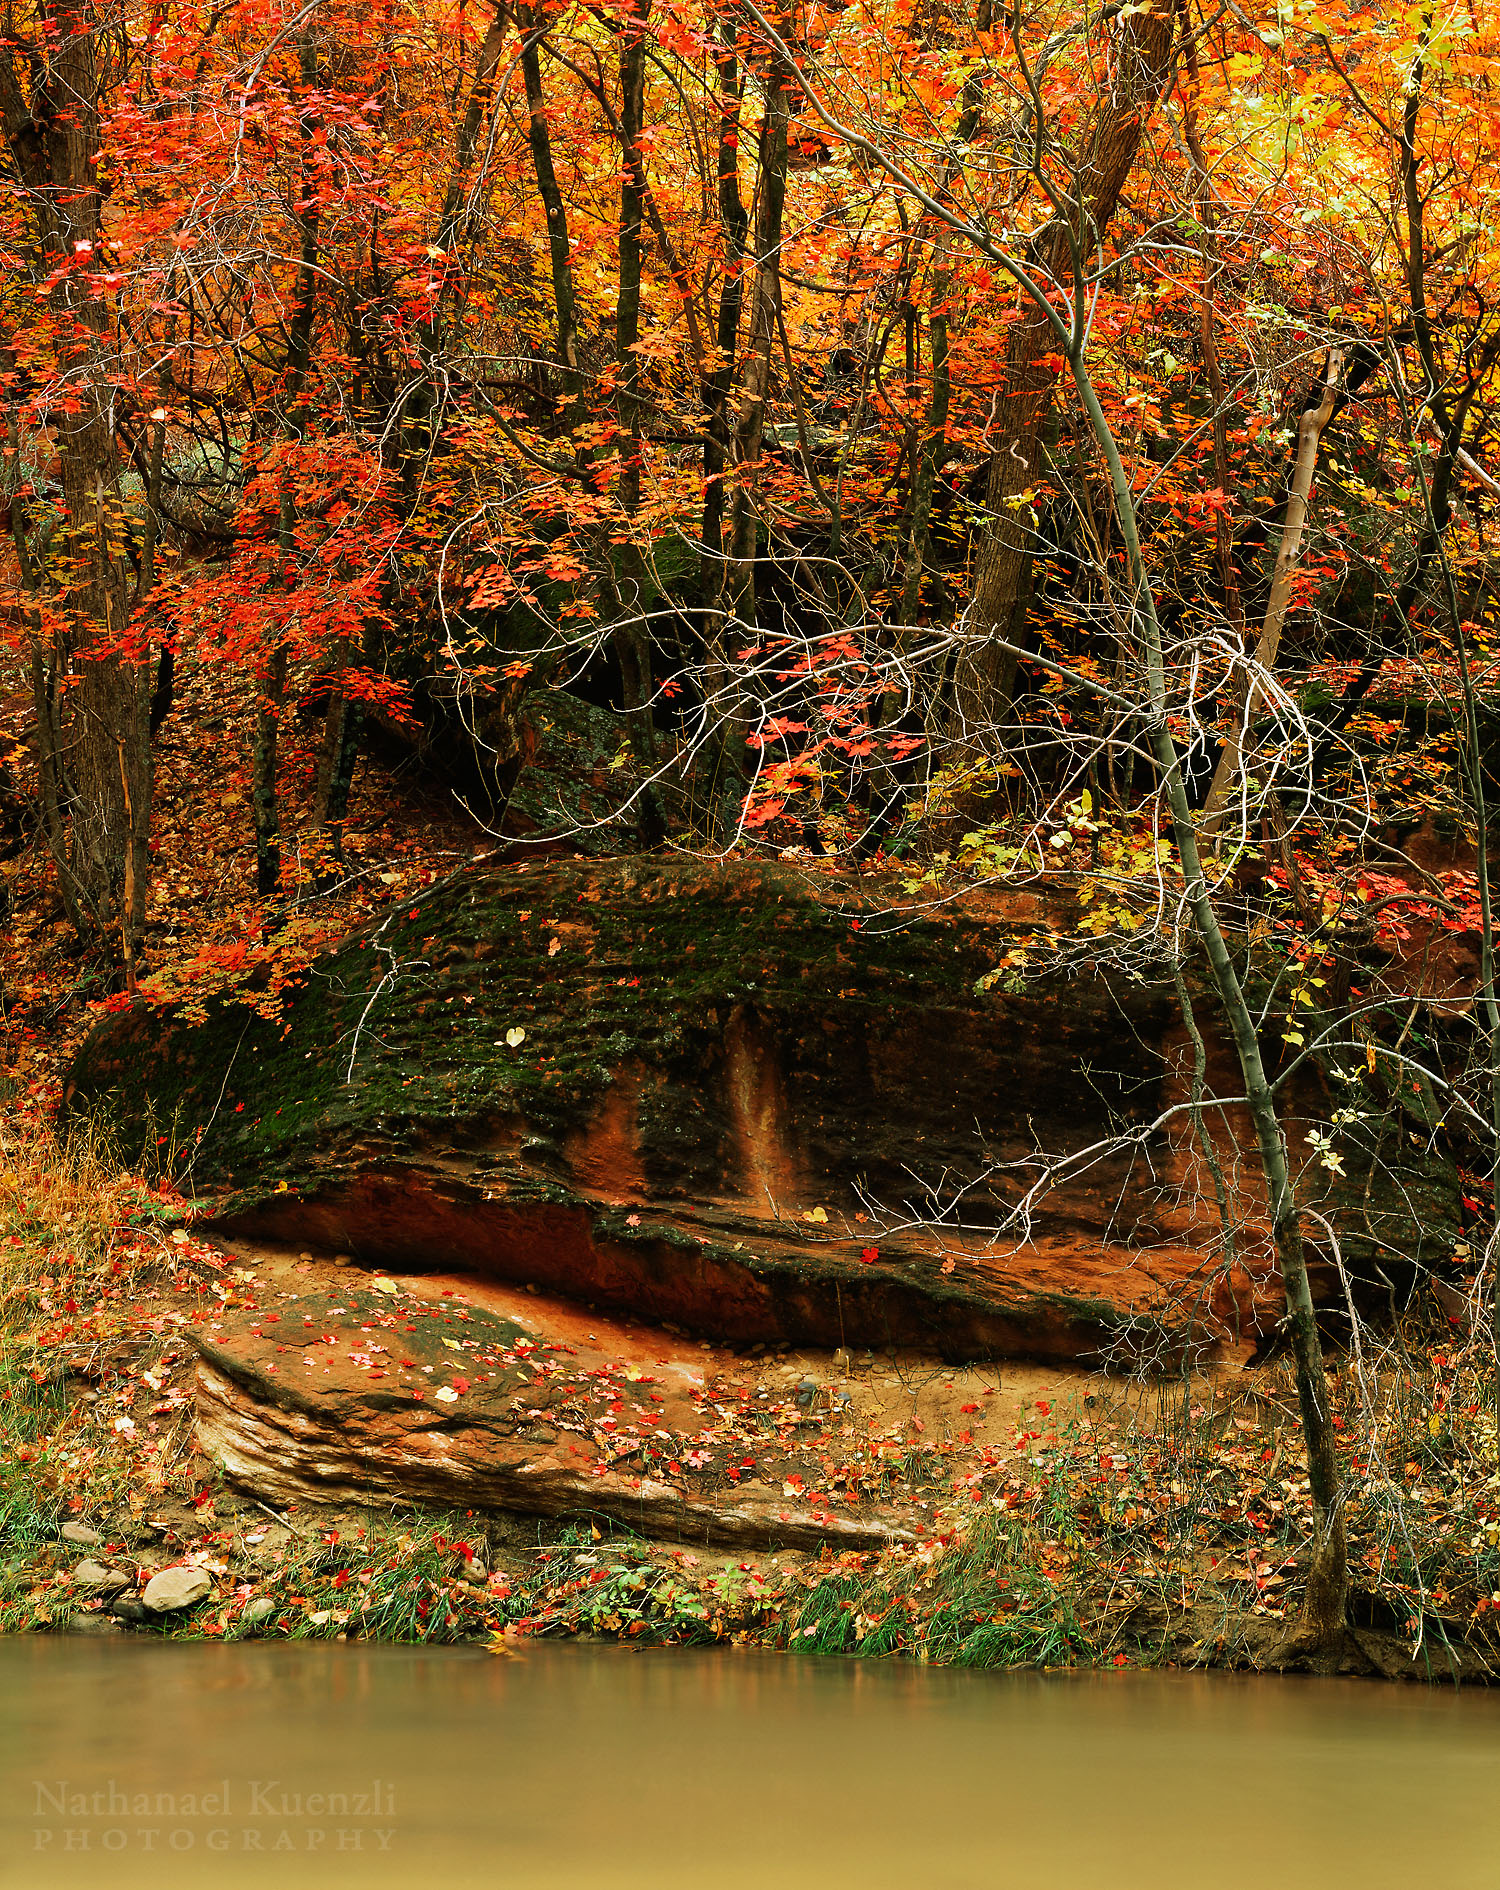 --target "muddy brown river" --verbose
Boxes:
[2,1638,1497,1889]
